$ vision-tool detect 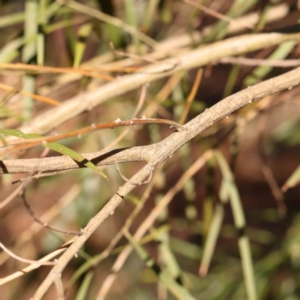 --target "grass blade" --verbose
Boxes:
[214,150,257,300]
